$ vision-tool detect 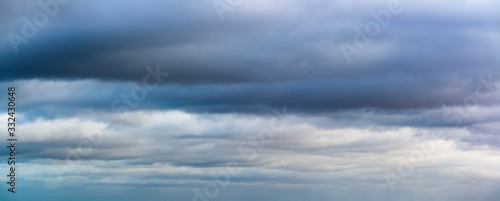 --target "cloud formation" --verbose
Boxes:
[0,0,499,201]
